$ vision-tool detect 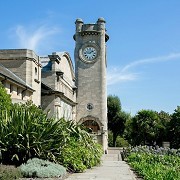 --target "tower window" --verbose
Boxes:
[86,103,94,111]
[35,67,37,75]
